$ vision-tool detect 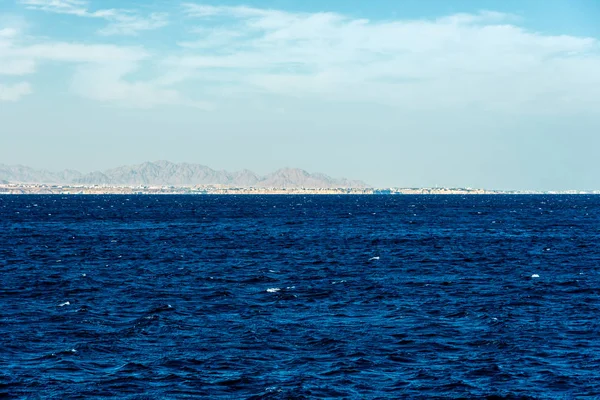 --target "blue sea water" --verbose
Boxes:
[1,194,599,399]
